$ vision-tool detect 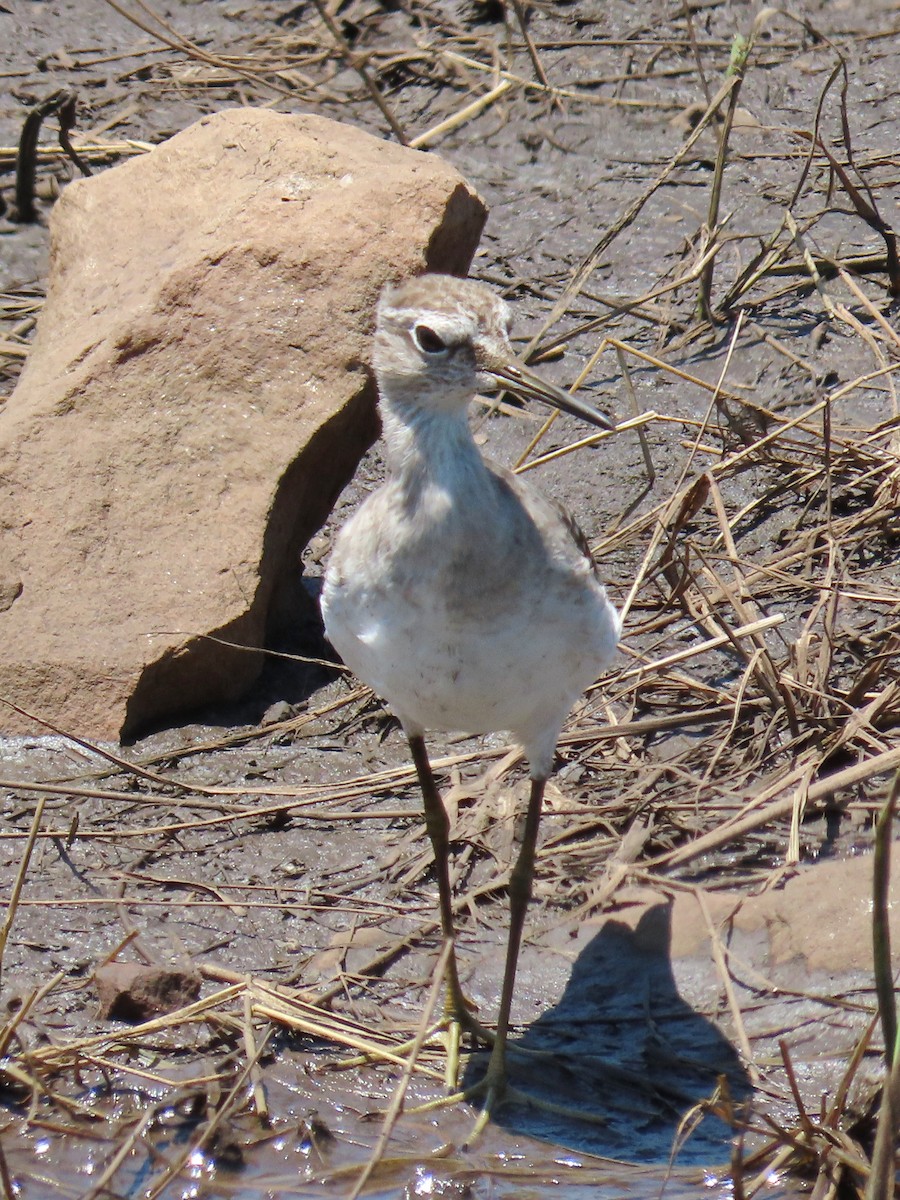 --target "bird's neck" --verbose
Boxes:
[380,394,486,495]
